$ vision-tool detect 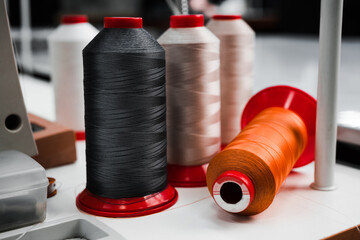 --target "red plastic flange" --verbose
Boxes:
[167,163,208,187]
[170,15,204,28]
[61,15,88,24]
[76,184,178,218]
[76,131,85,141]
[241,85,317,168]
[212,15,242,20]
[212,170,254,213]
[104,17,143,28]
